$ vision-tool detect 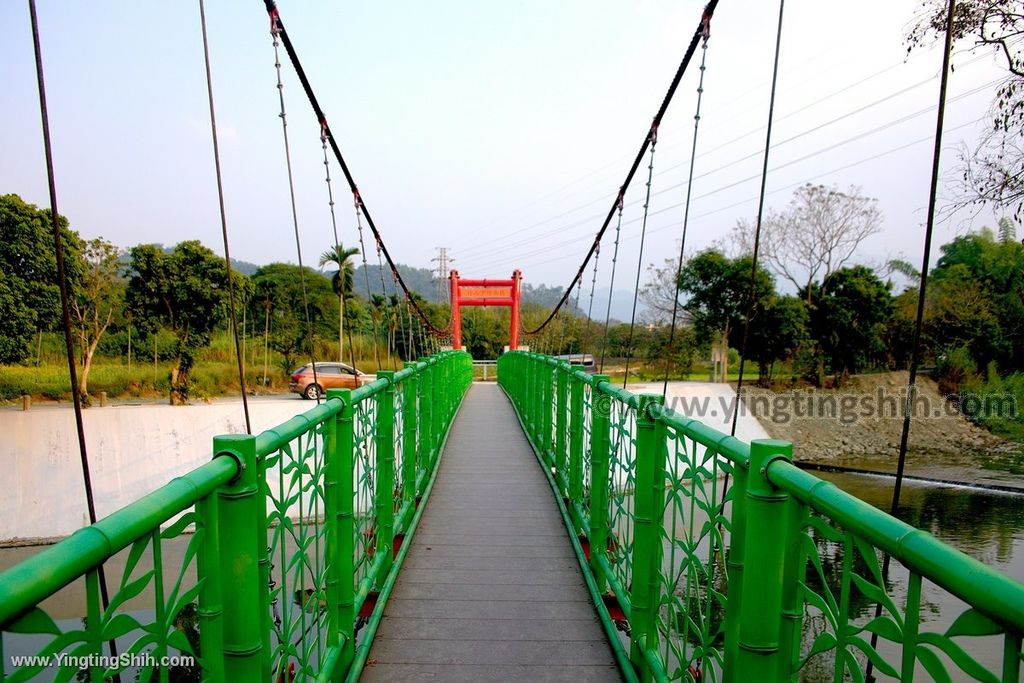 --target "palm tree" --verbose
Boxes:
[319,244,360,365]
